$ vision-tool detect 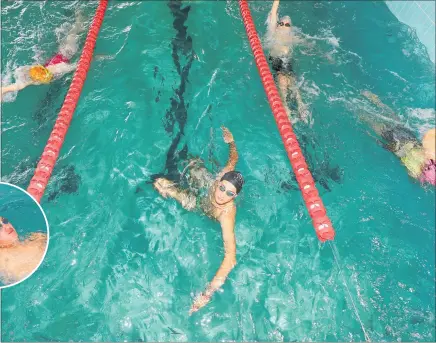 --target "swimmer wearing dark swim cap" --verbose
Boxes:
[153,126,243,315]
[220,171,244,194]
